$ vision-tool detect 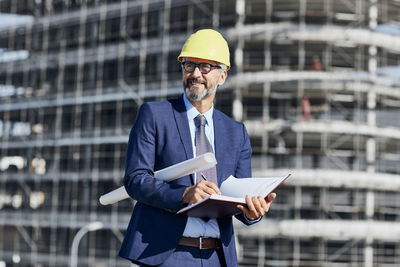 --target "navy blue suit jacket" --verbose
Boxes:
[119,96,258,266]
